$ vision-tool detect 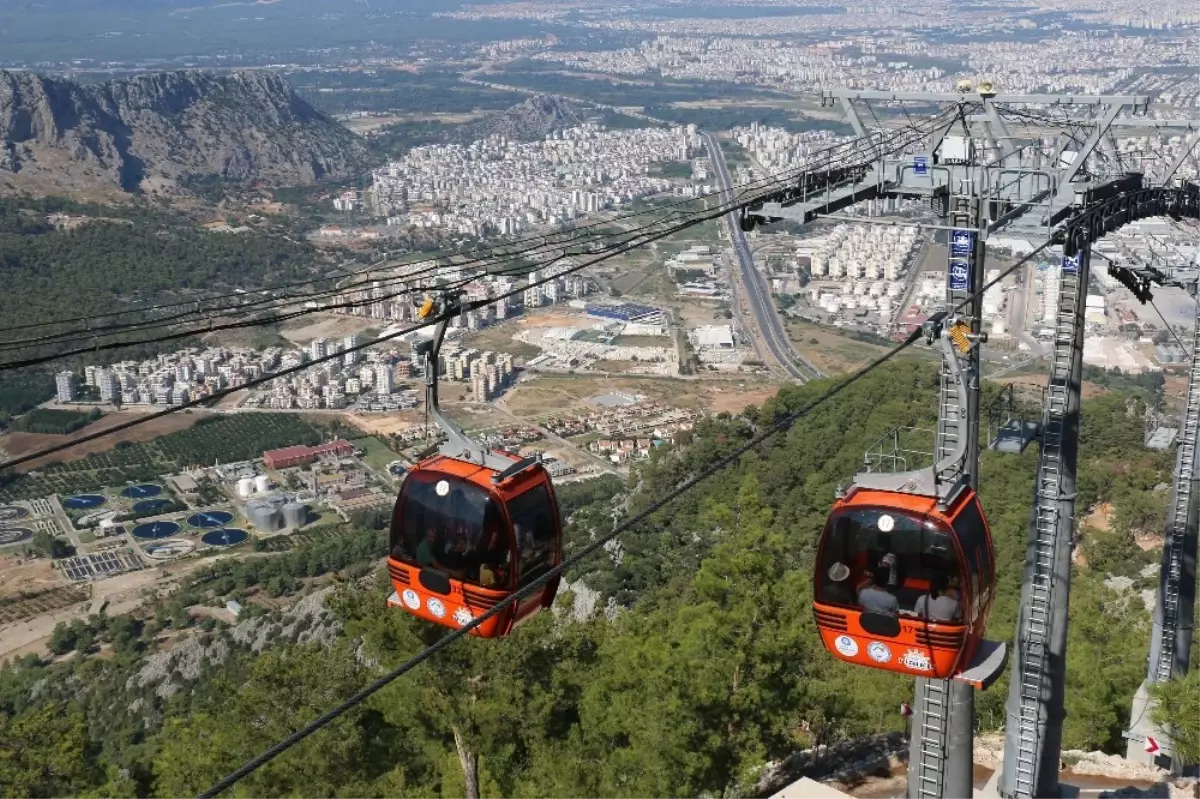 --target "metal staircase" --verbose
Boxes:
[1009,252,1084,797]
[1154,308,1200,682]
